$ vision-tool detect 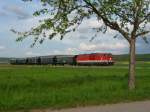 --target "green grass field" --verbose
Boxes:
[0,62,150,111]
